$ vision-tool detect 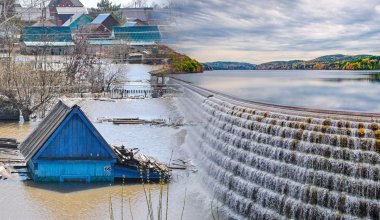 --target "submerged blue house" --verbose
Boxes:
[19,101,117,182]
